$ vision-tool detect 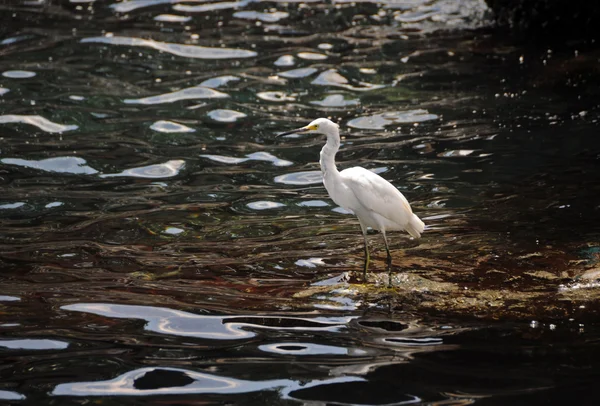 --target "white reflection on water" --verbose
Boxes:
[247,201,286,210]
[81,36,257,59]
[310,94,359,107]
[100,159,185,179]
[0,390,25,400]
[274,170,322,185]
[174,0,249,13]
[259,342,366,355]
[201,151,293,167]
[0,115,78,133]
[279,67,318,79]
[124,85,229,105]
[52,366,363,397]
[150,120,196,133]
[0,339,69,350]
[2,70,35,78]
[207,109,247,123]
[0,202,25,210]
[347,110,439,130]
[61,303,352,340]
[274,55,295,67]
[312,69,386,91]
[1,157,98,174]
[200,75,240,88]
[153,14,191,22]
[233,10,289,22]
